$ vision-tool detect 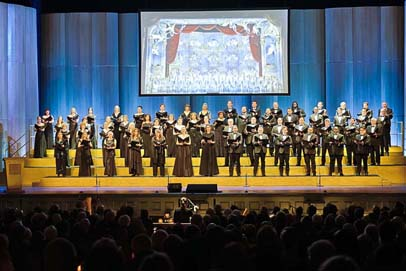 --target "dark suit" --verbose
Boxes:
[253,133,269,176]
[222,126,234,166]
[261,113,275,156]
[367,125,382,165]
[283,114,299,139]
[245,123,258,166]
[333,116,347,134]
[249,107,261,121]
[227,132,242,176]
[327,133,345,175]
[319,126,332,165]
[224,108,237,123]
[275,135,292,176]
[378,108,393,154]
[302,133,318,175]
[292,107,306,118]
[271,125,286,166]
[344,125,358,166]
[293,124,308,165]
[354,134,371,175]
